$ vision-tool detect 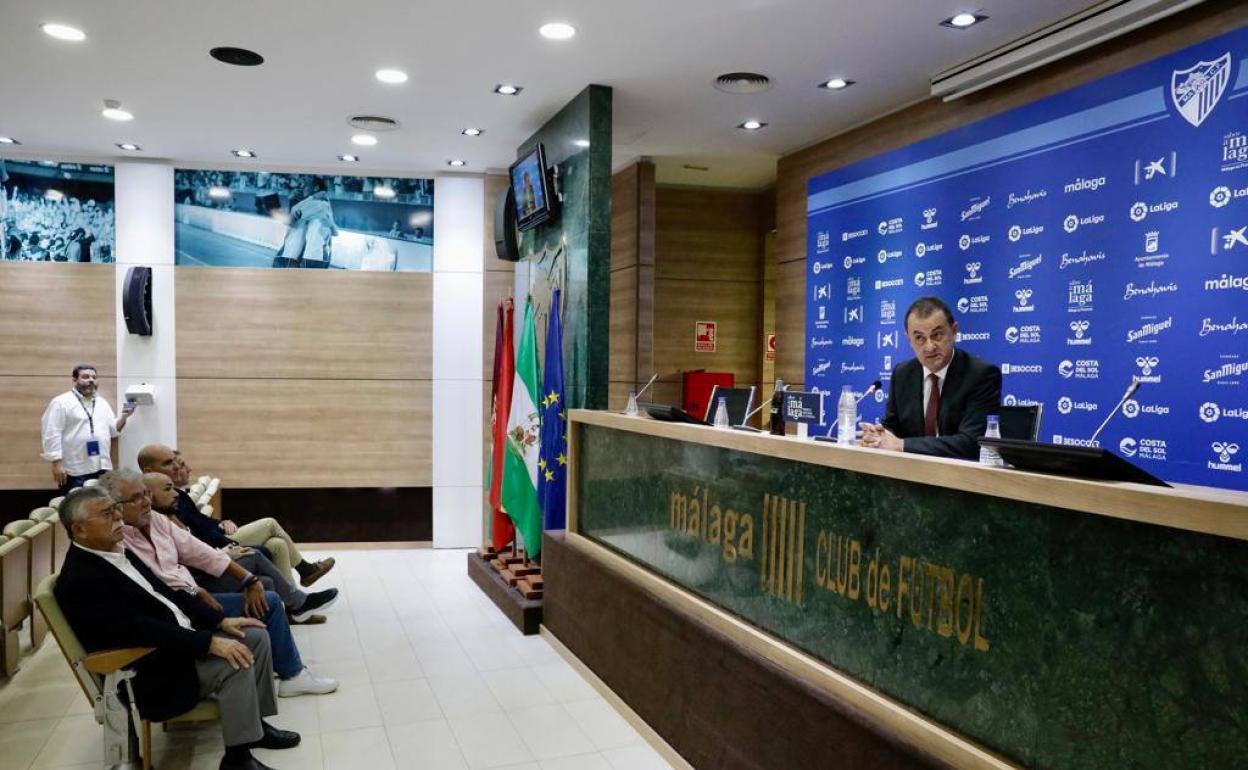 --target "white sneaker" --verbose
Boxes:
[277,668,339,697]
